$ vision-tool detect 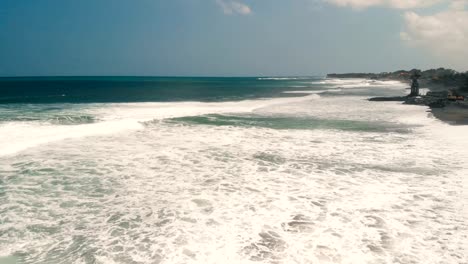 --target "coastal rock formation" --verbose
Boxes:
[368,91,453,108]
